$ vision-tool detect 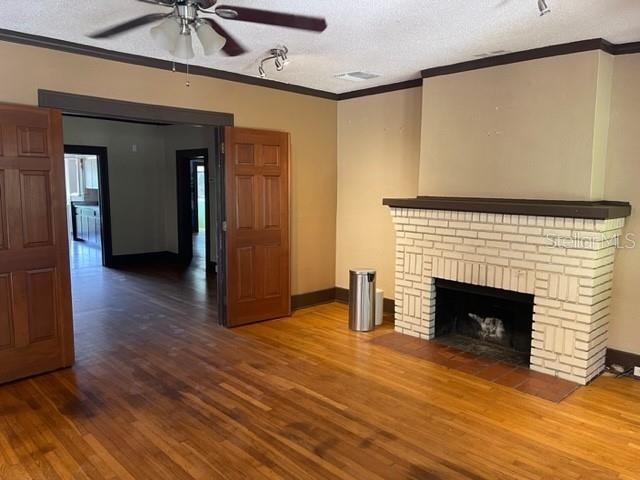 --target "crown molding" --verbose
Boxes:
[2,29,640,102]
[336,78,423,100]
[611,40,640,56]
[0,28,338,100]
[421,38,640,79]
